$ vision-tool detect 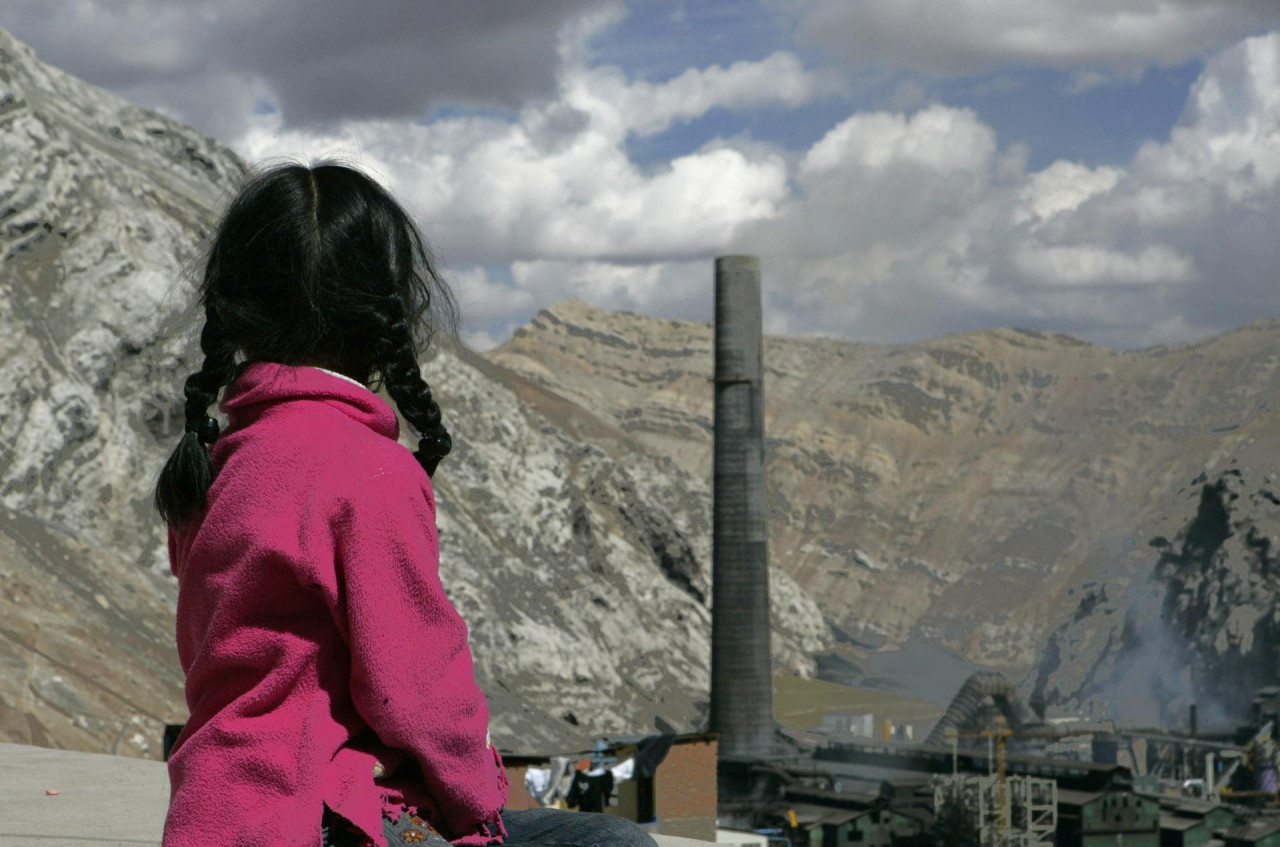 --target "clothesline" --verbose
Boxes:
[523,734,675,813]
